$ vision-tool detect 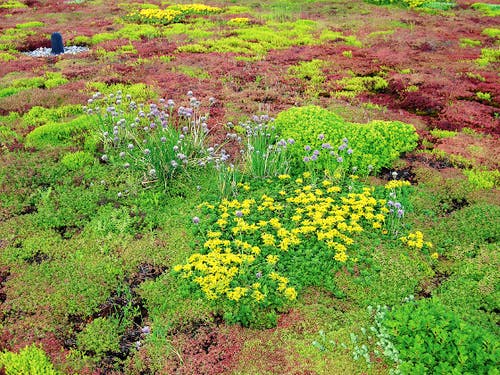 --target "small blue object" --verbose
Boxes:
[51,32,64,55]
